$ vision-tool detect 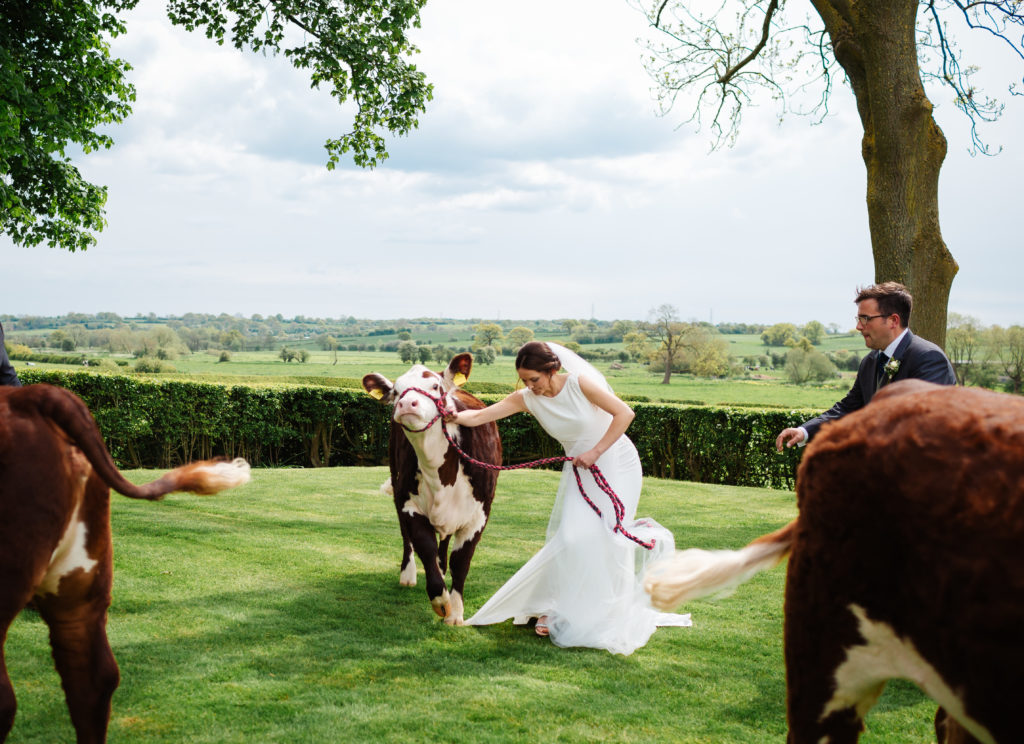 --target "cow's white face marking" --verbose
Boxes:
[822,604,995,744]
[391,366,446,433]
[391,367,455,474]
[38,502,98,596]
